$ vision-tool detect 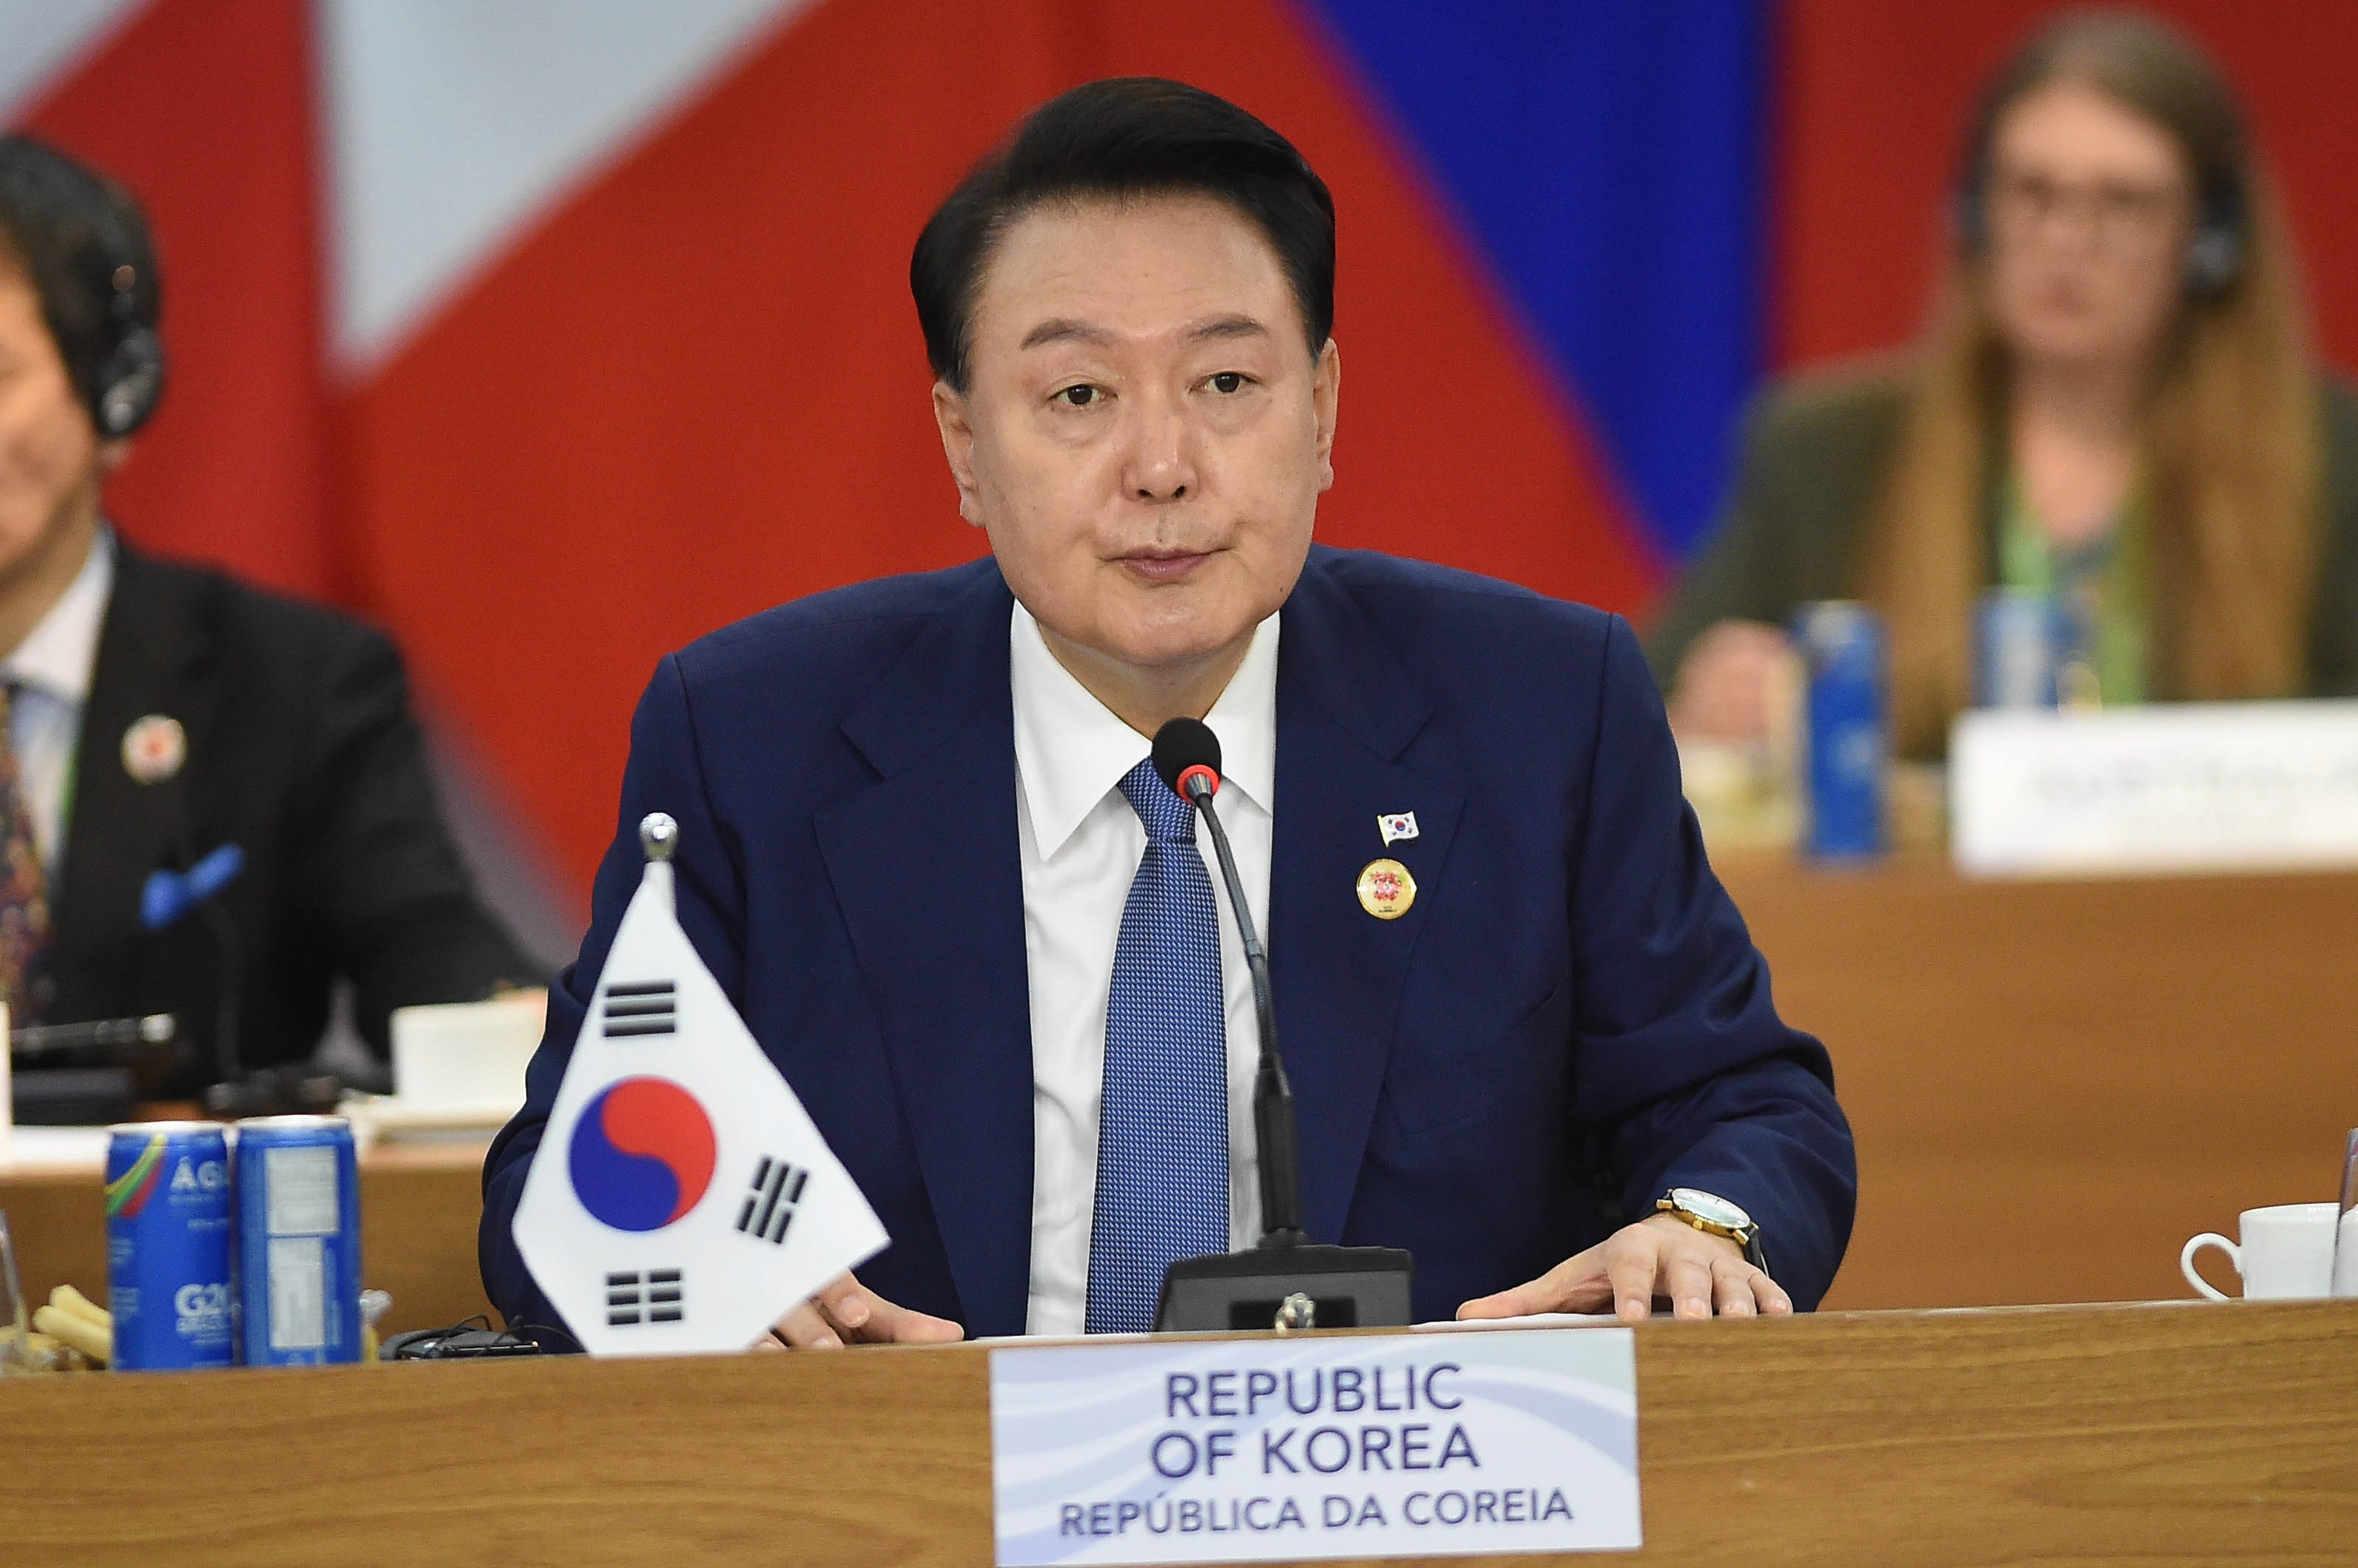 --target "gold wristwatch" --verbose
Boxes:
[1656,1187,1768,1273]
